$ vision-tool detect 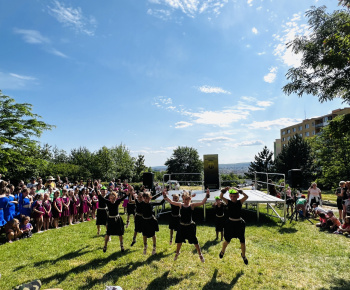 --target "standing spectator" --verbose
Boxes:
[19,188,32,218]
[44,176,56,189]
[335,181,346,223]
[32,194,44,232]
[296,195,308,217]
[42,193,51,231]
[27,177,37,189]
[343,189,350,218]
[342,181,350,221]
[307,182,322,206]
